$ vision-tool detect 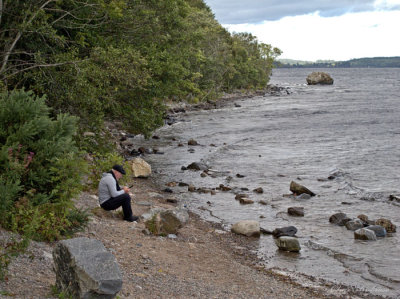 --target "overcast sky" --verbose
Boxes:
[204,0,400,61]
